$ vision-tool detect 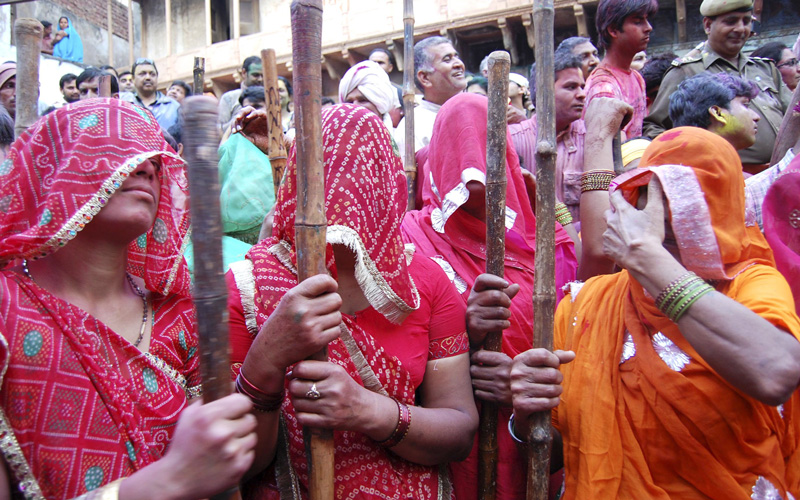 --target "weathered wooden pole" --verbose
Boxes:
[182,96,240,500]
[99,75,112,98]
[291,1,334,499]
[402,0,416,210]
[478,50,511,500]
[612,133,624,175]
[529,0,556,499]
[13,19,42,138]
[193,57,205,96]
[261,48,288,196]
